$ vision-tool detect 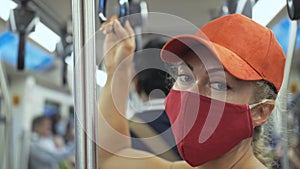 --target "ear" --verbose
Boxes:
[251,103,274,127]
